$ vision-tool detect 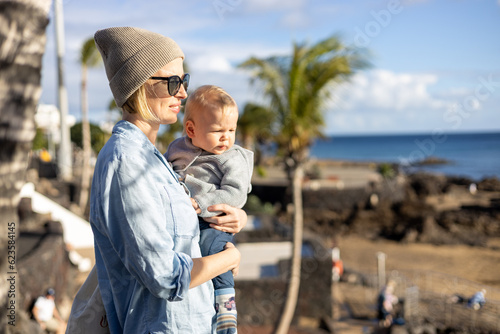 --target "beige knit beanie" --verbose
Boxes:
[94,27,184,107]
